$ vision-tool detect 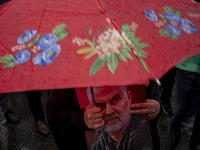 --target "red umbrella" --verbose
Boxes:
[0,0,200,93]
